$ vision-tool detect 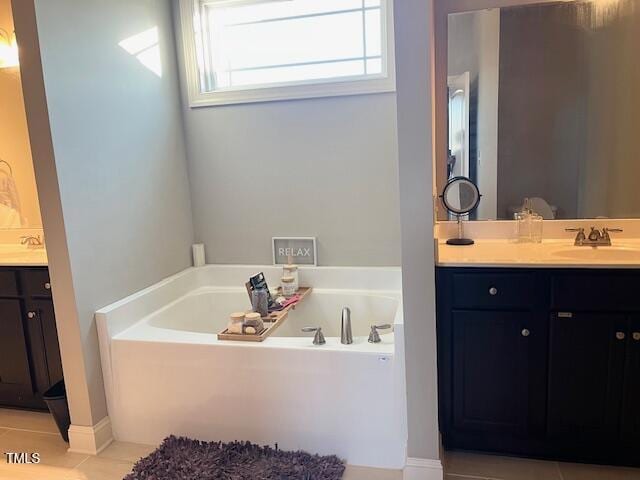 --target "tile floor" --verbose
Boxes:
[444,450,640,480]
[0,408,401,479]
[0,408,154,480]
[1,409,639,479]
